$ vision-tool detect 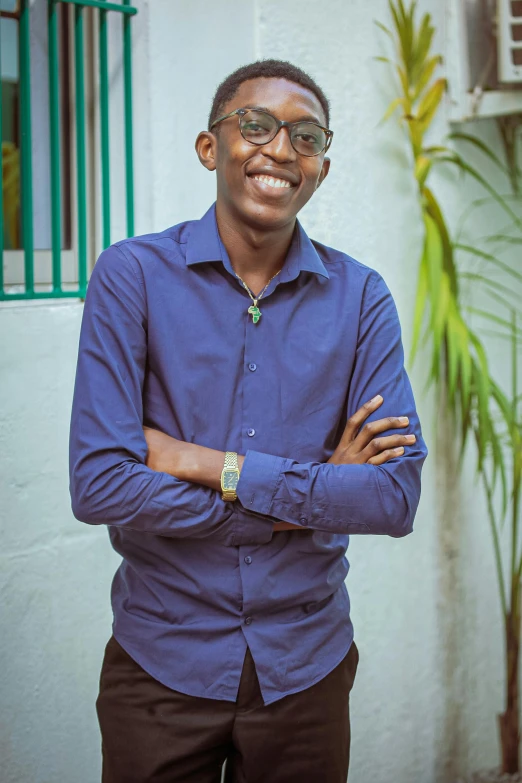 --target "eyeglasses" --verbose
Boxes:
[209,108,333,157]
